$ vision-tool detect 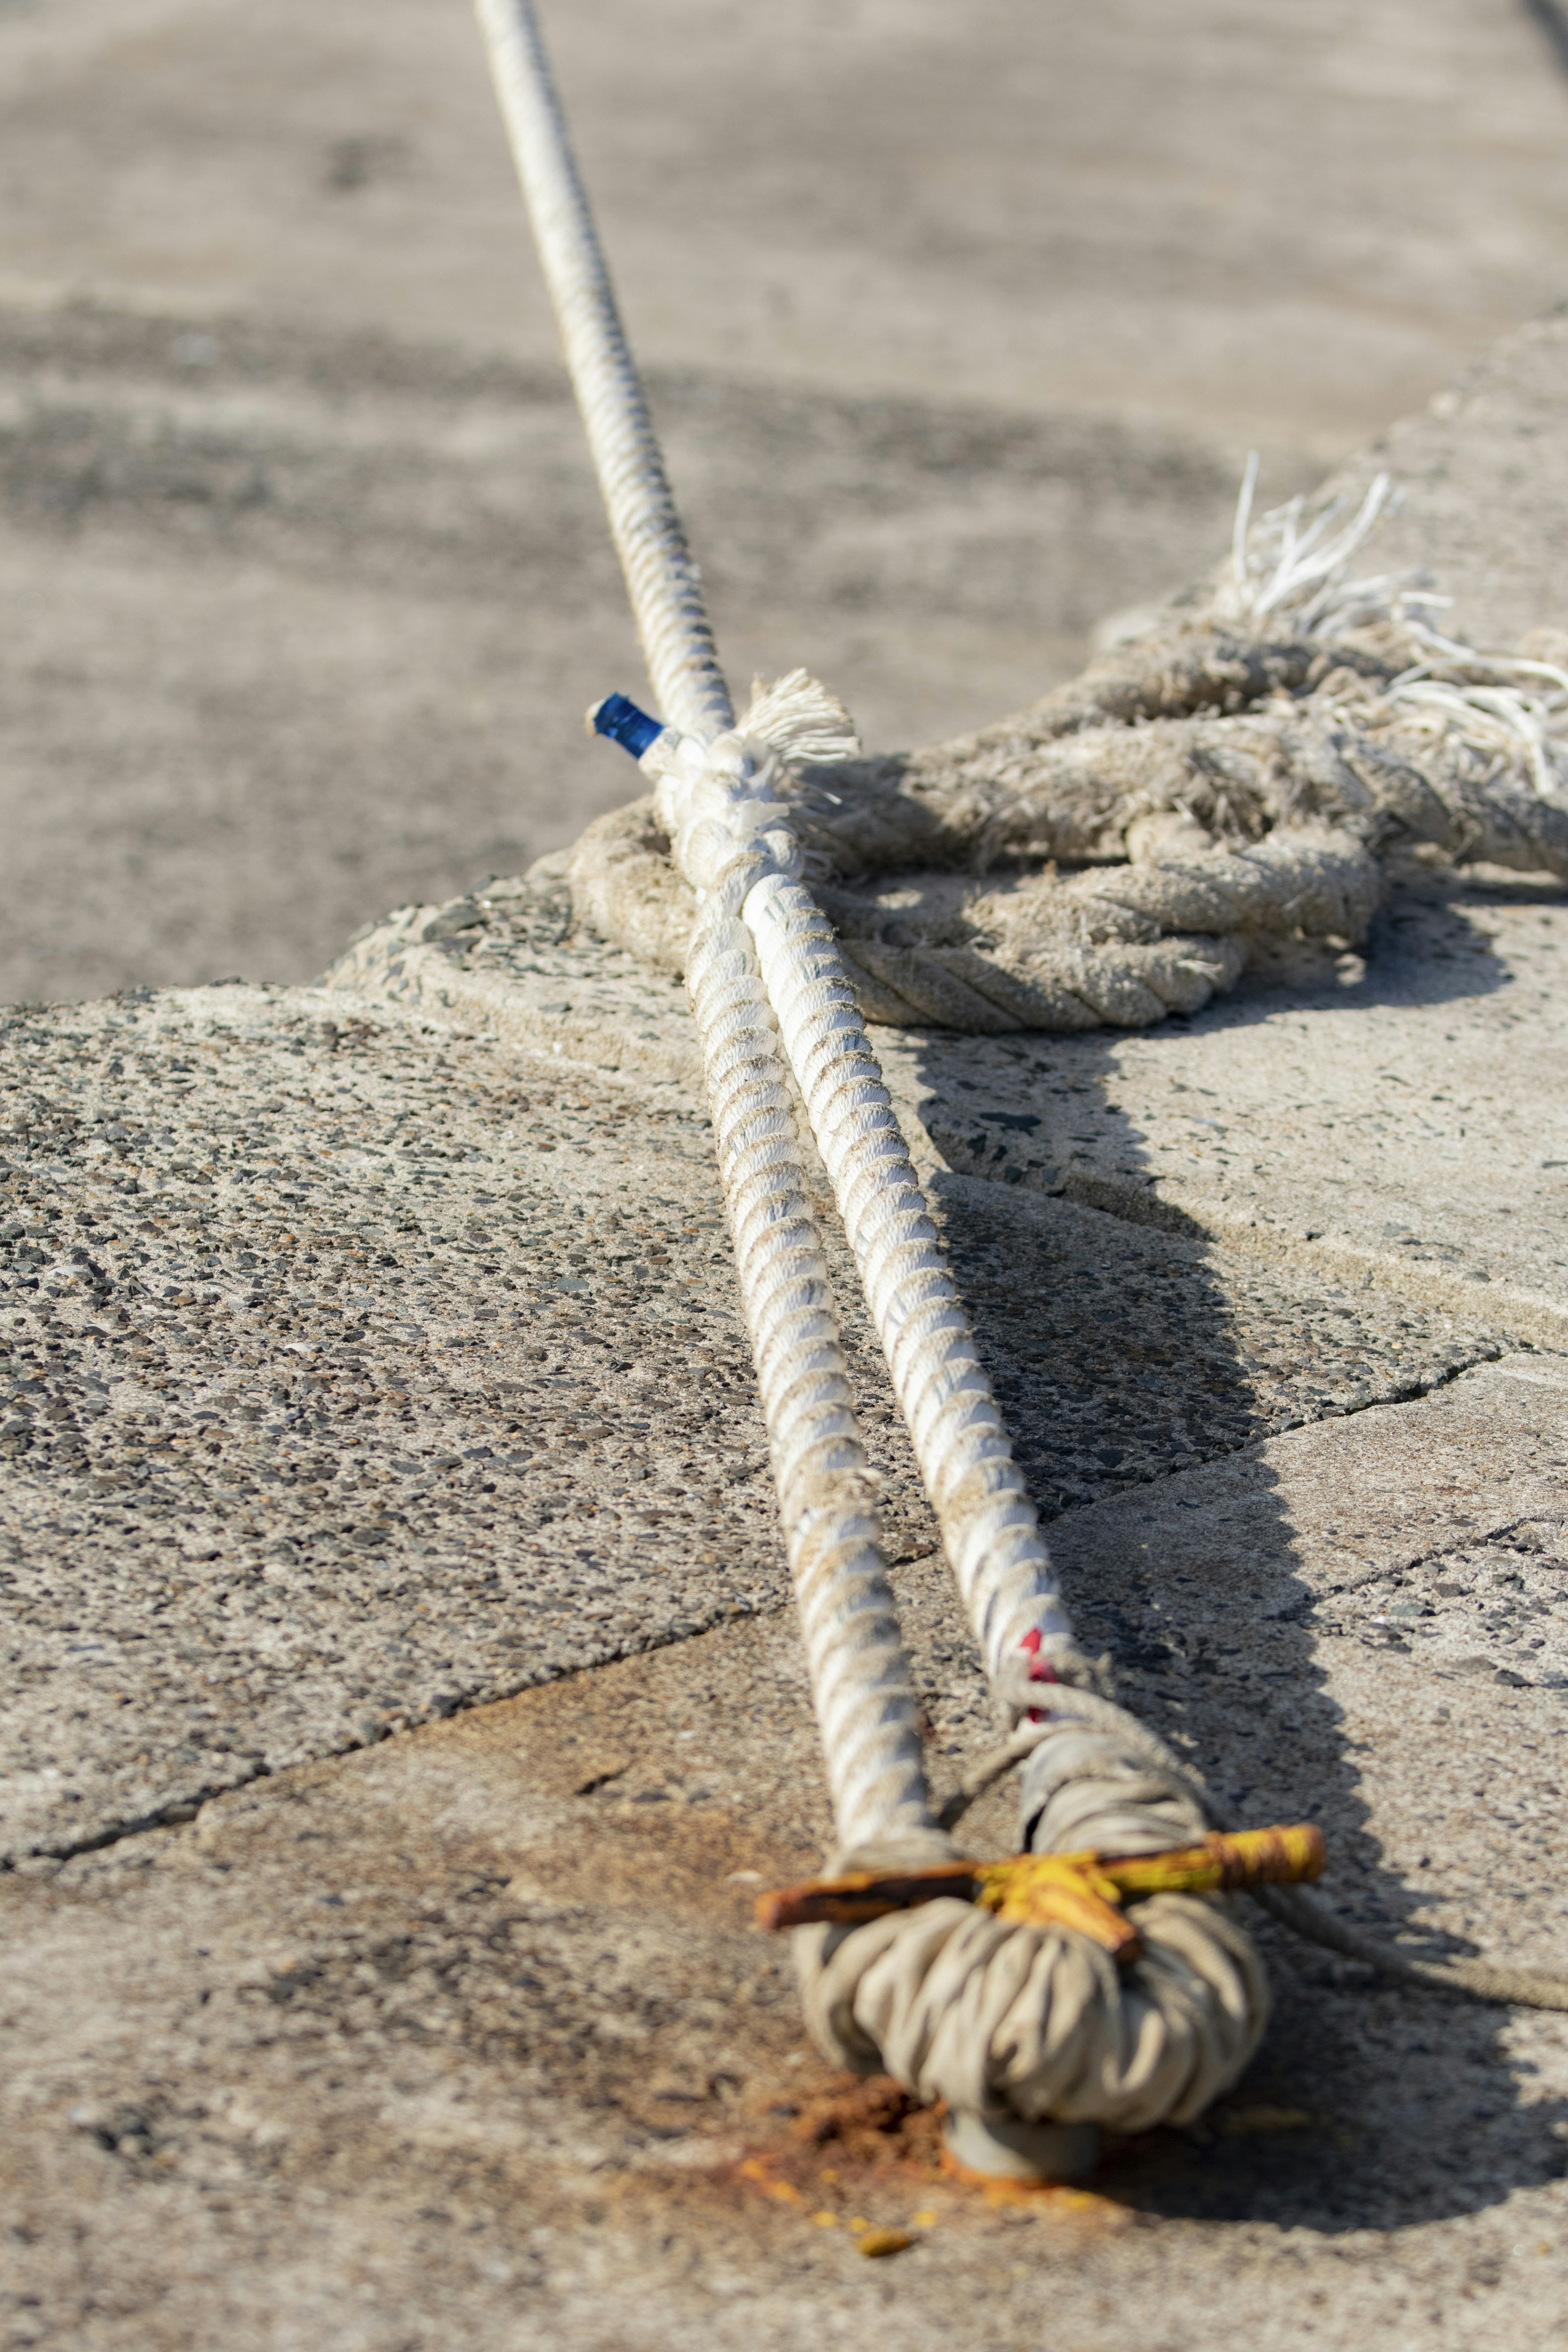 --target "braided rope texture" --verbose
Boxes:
[477,0,1271,2125]
[641,690,1083,1693]
[745,872,1075,1682]
[684,893,931,1850]
[474,0,731,741]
